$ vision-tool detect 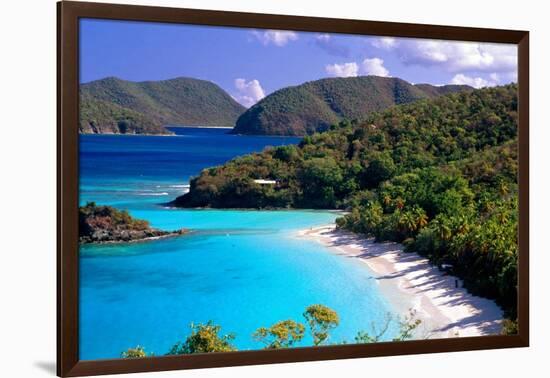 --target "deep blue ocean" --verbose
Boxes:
[79,127,398,360]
